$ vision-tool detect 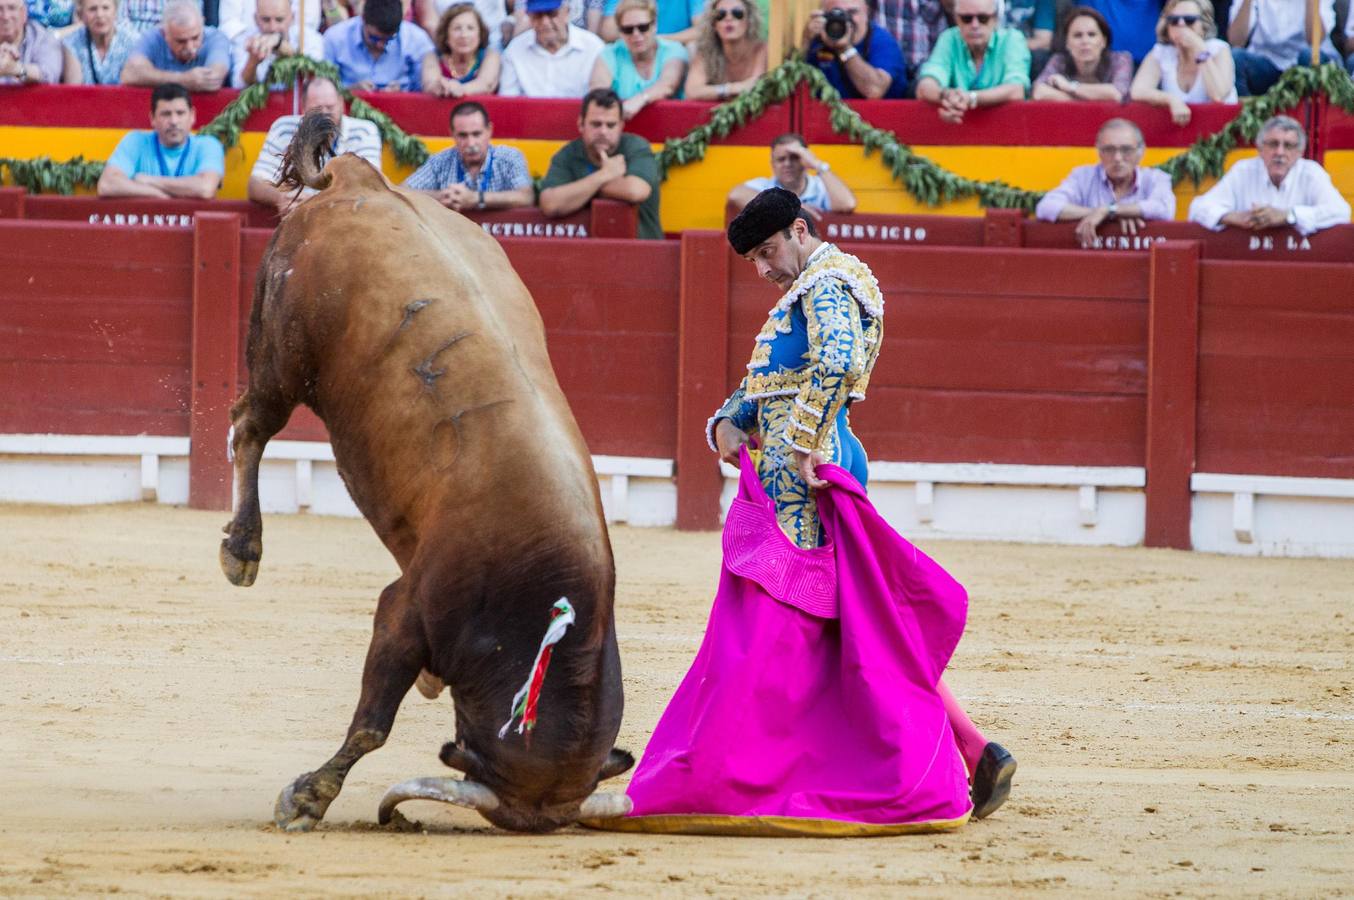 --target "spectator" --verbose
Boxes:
[1188,114,1351,235]
[600,0,701,43]
[1078,0,1165,64]
[231,0,322,88]
[1035,118,1176,246]
[589,0,687,118]
[418,0,513,54]
[539,87,662,238]
[322,0,432,91]
[1004,0,1055,74]
[118,0,178,34]
[500,0,602,97]
[1032,6,1133,102]
[64,0,138,84]
[97,82,224,198]
[217,0,319,42]
[727,132,857,216]
[0,0,65,82]
[249,76,381,213]
[26,0,75,28]
[1130,0,1235,126]
[874,0,949,90]
[403,100,533,211]
[420,2,500,96]
[507,0,605,42]
[916,0,1029,123]
[1227,0,1338,97]
[683,0,765,101]
[804,0,907,99]
[120,0,229,89]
